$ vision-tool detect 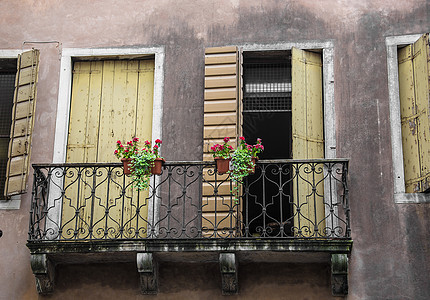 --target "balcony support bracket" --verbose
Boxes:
[219,253,238,295]
[30,254,55,295]
[137,252,158,295]
[331,253,348,296]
